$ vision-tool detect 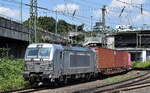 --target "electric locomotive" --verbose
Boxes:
[23,43,97,85]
